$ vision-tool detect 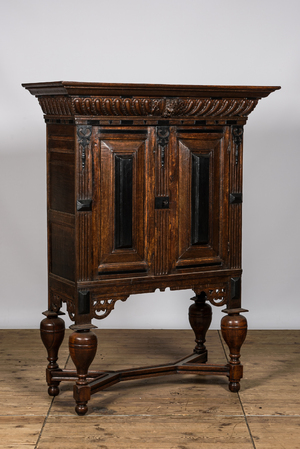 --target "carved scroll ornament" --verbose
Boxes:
[91,295,129,320]
[193,286,227,307]
[50,291,75,321]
